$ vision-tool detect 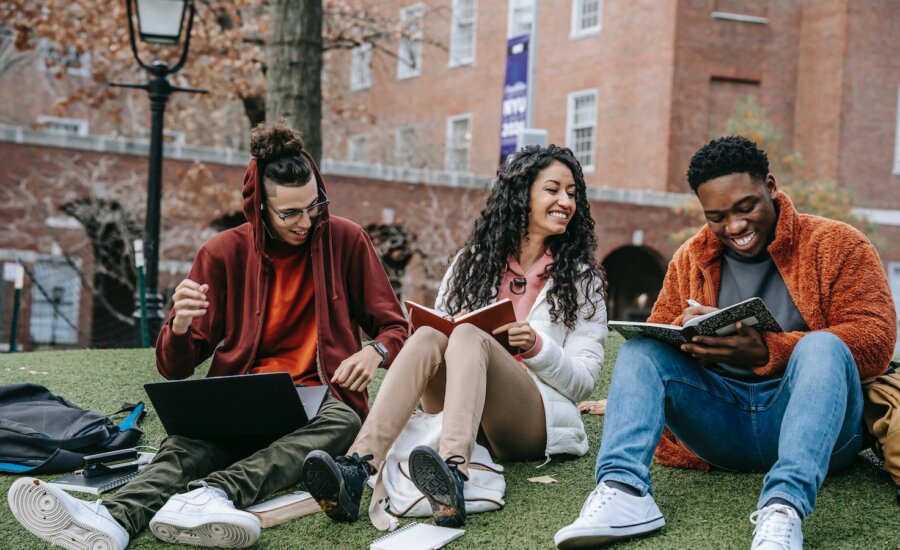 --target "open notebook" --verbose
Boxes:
[370,523,464,550]
[609,297,782,347]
